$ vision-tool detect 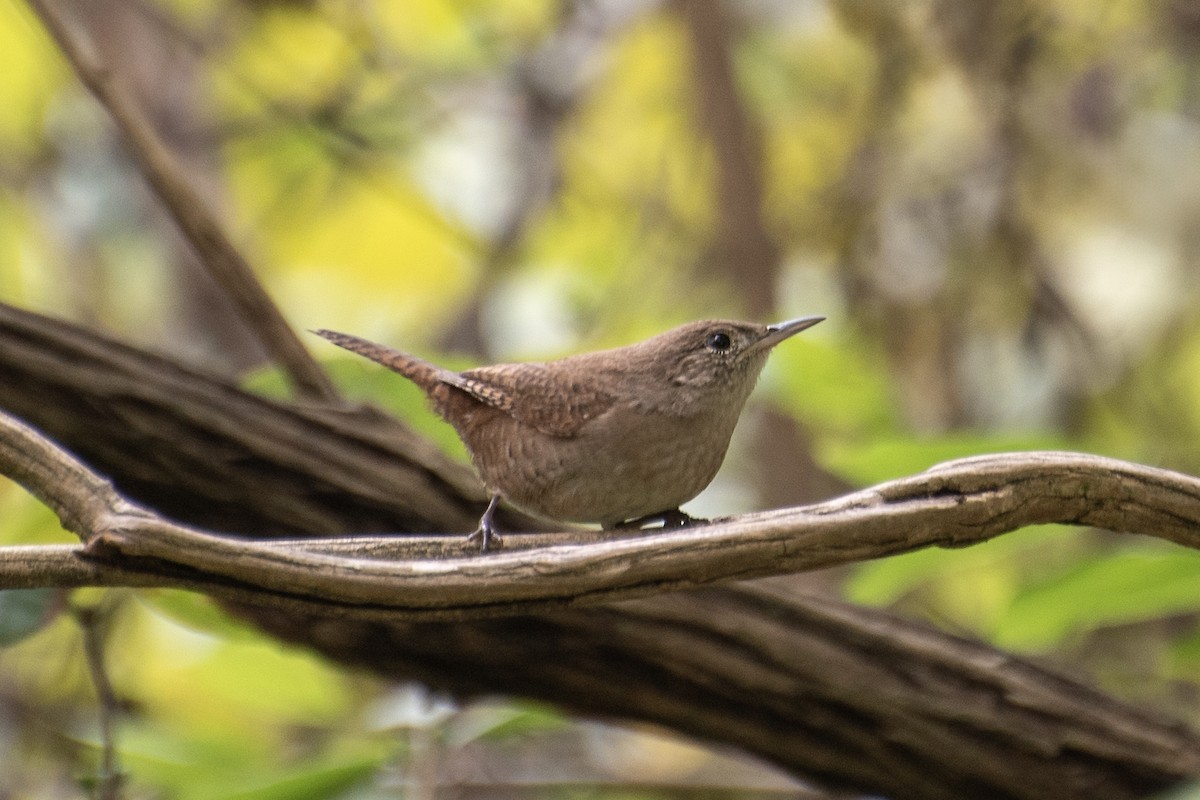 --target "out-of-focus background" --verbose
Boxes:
[2,0,1200,796]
